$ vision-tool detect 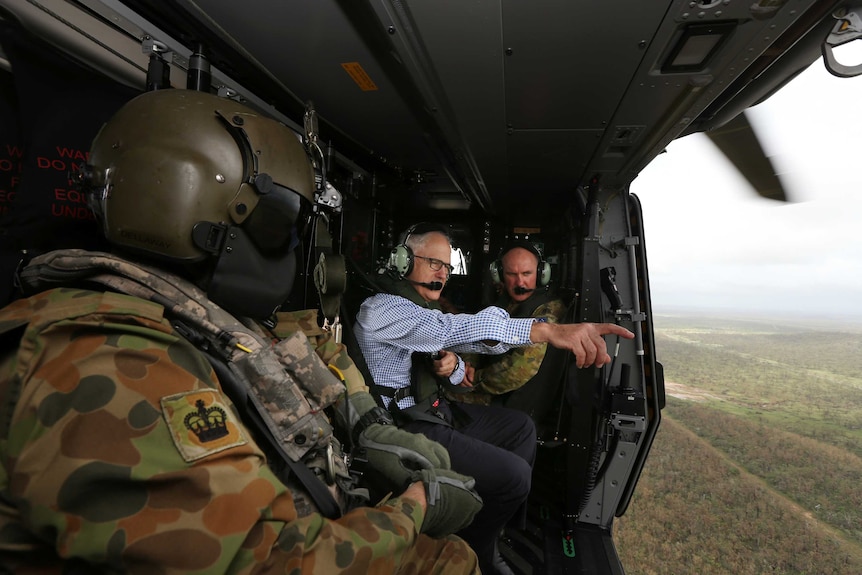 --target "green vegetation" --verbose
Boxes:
[614,314,862,575]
